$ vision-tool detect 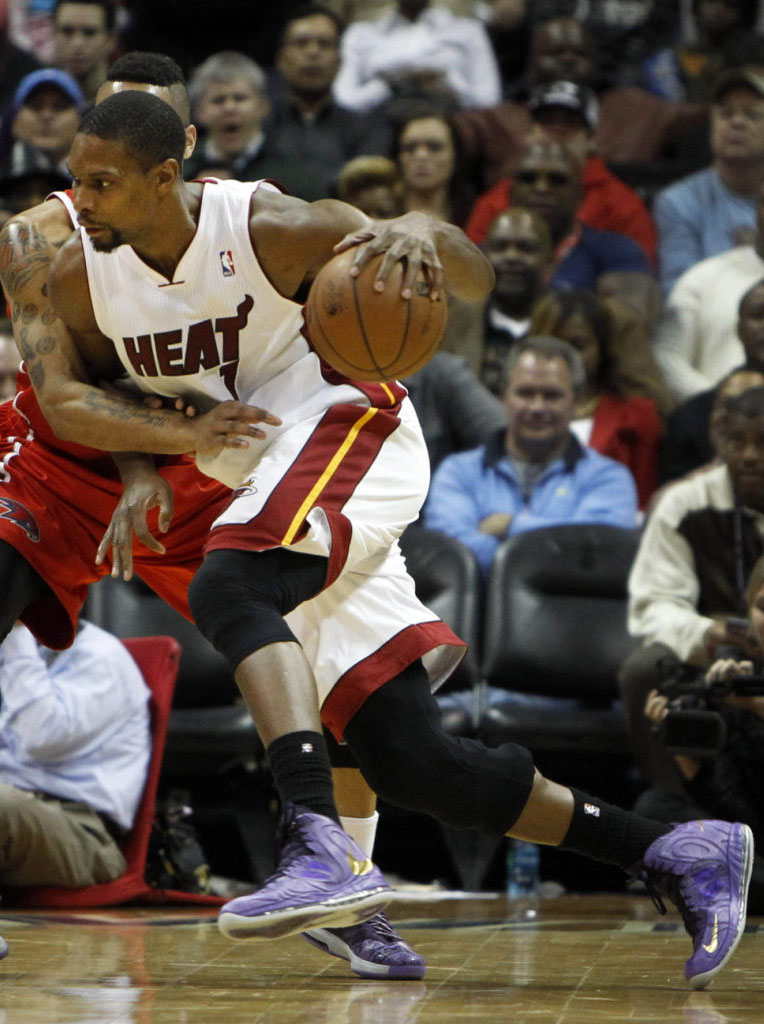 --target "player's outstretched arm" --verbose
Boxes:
[250,192,494,304]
